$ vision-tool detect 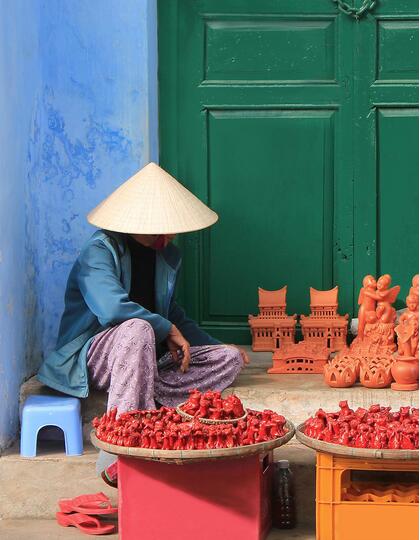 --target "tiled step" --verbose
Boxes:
[0,519,314,539]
